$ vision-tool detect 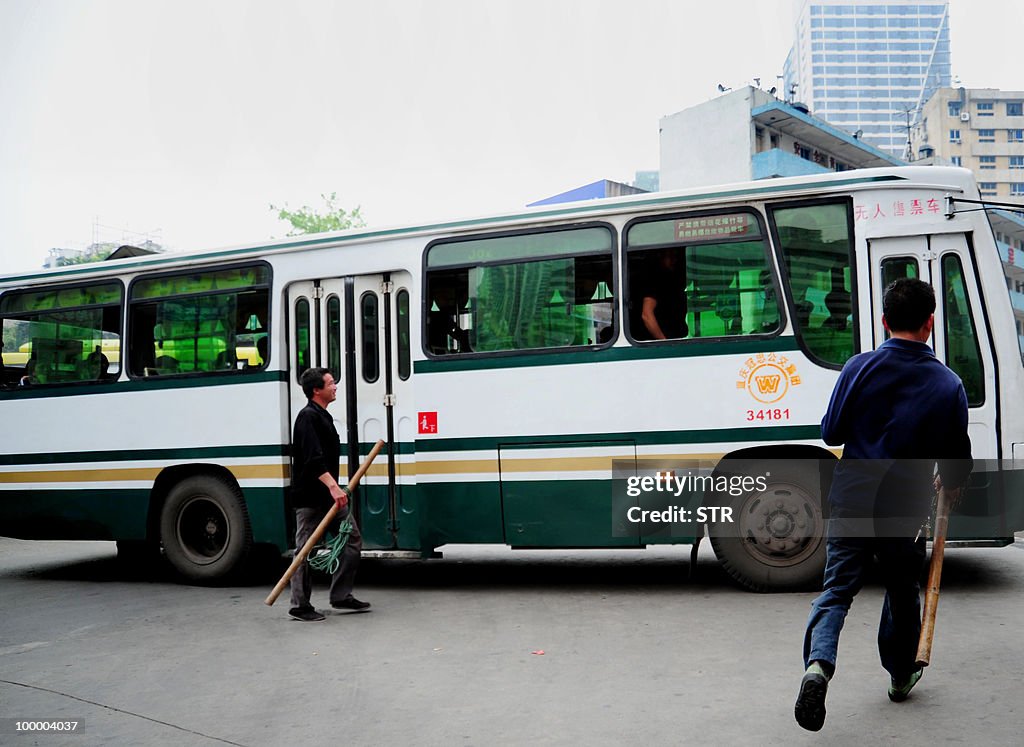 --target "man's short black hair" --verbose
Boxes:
[300,367,331,399]
[883,277,935,332]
